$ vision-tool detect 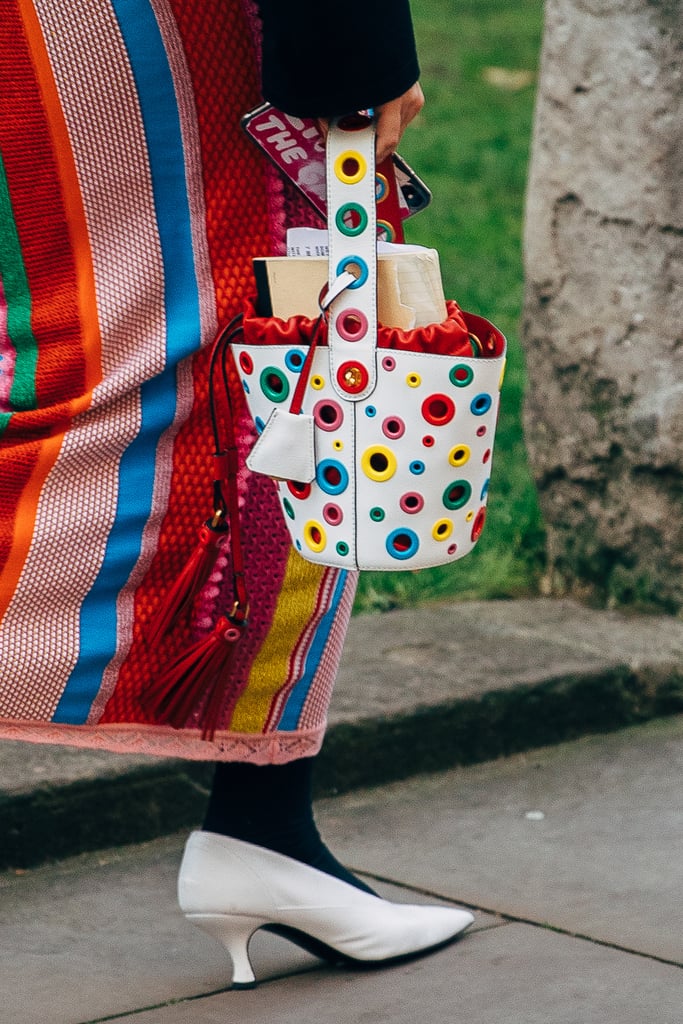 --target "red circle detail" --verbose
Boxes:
[337,361,369,395]
[239,352,253,375]
[483,448,491,463]
[422,435,435,447]
[471,507,487,542]
[287,480,312,500]
[476,426,487,437]
[421,393,455,426]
